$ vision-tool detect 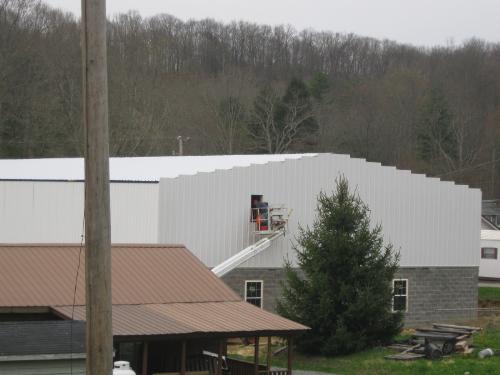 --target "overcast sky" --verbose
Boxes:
[44,0,499,47]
